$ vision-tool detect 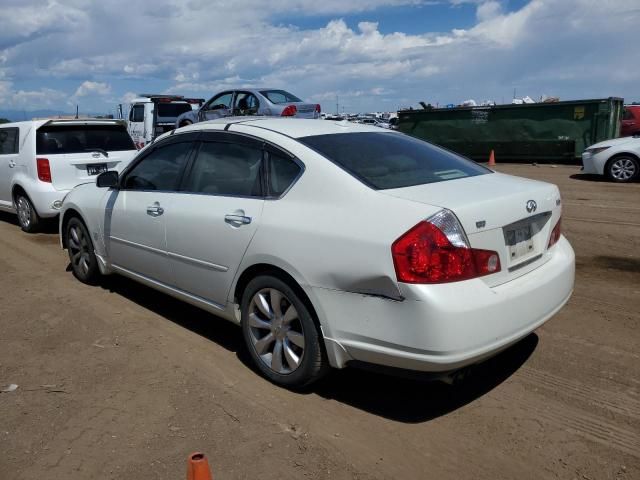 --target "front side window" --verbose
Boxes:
[234,92,260,115]
[36,125,136,154]
[182,142,263,196]
[268,151,301,196]
[260,90,302,104]
[299,132,490,190]
[205,93,233,111]
[0,128,19,155]
[124,142,193,191]
[130,105,145,123]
